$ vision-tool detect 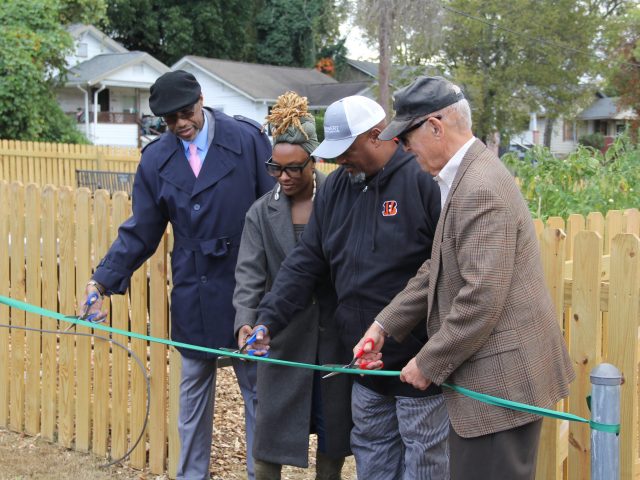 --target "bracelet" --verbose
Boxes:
[87,280,105,296]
